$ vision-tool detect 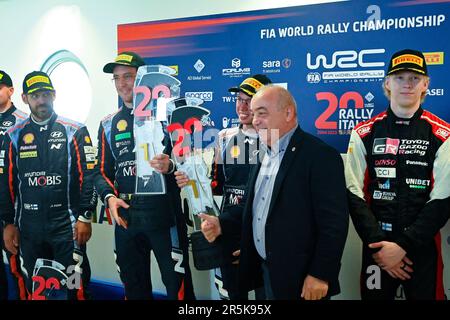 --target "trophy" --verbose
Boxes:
[133,65,181,194]
[167,97,225,270]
